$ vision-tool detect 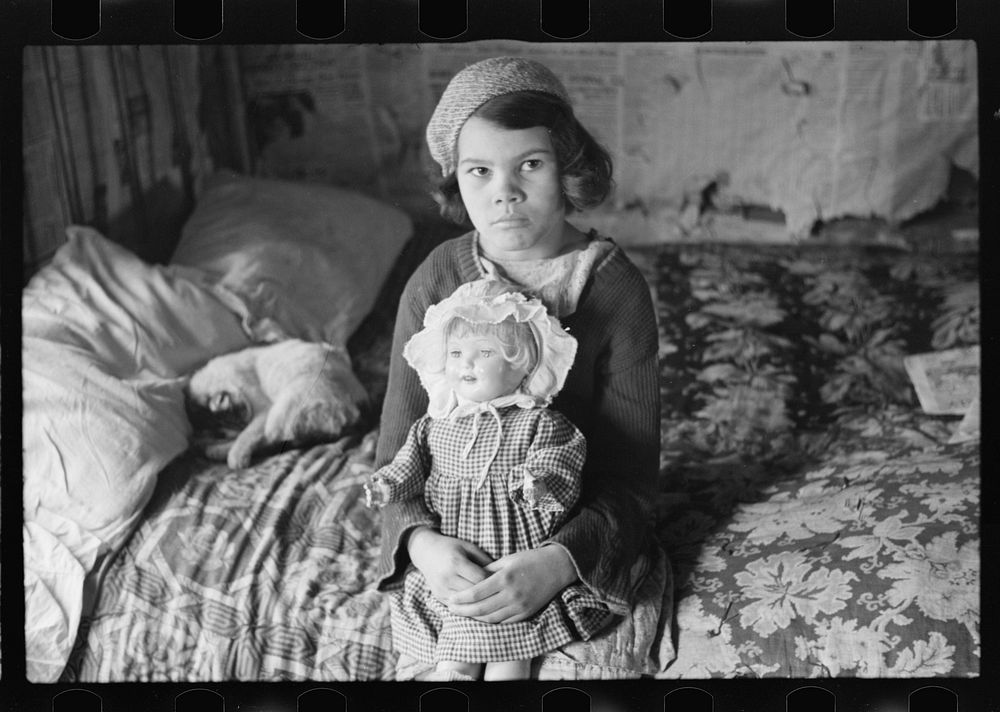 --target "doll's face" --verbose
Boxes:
[456,116,570,261]
[445,333,529,403]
